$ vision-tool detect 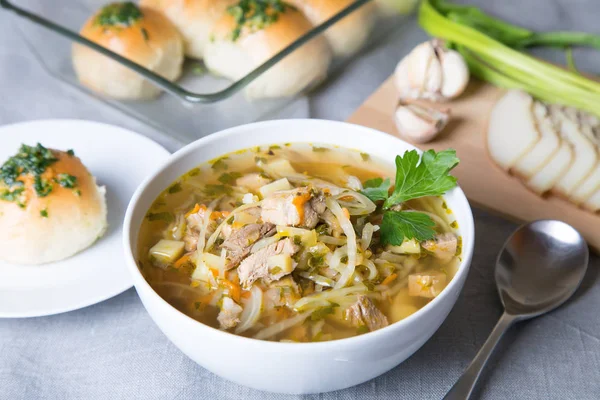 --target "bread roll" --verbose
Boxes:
[286,0,376,57]
[374,0,419,16]
[140,0,236,59]
[73,2,184,100]
[0,145,107,265]
[204,1,332,99]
